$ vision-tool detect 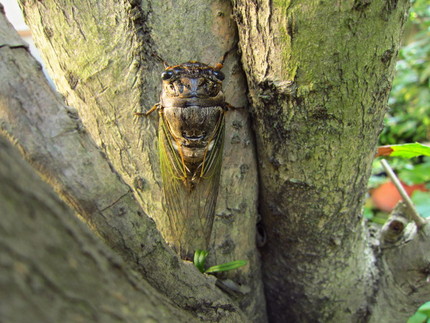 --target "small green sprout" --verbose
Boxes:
[193,249,247,274]
[407,302,430,323]
[407,301,430,323]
